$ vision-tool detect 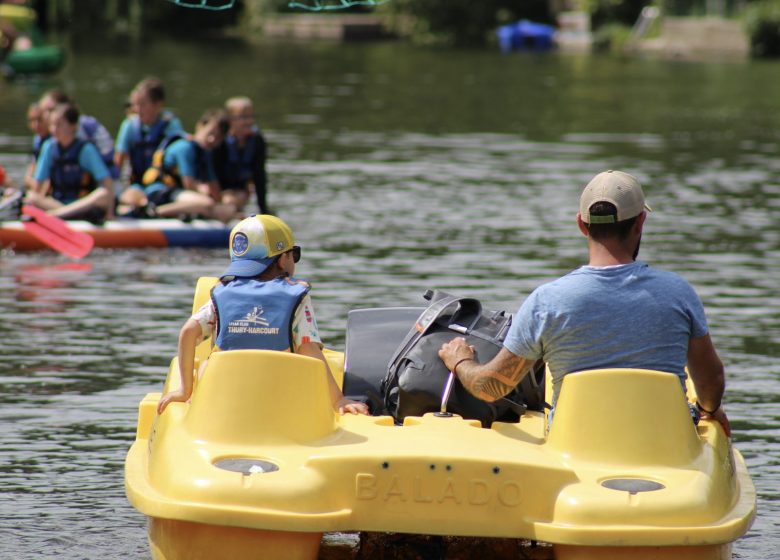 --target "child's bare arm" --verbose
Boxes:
[157,318,203,414]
